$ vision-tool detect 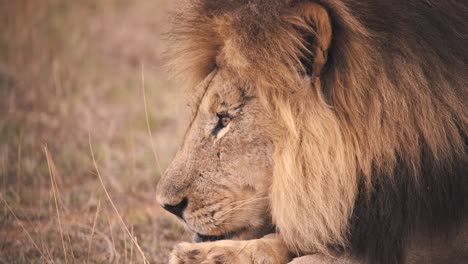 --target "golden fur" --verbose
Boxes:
[162,0,468,263]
